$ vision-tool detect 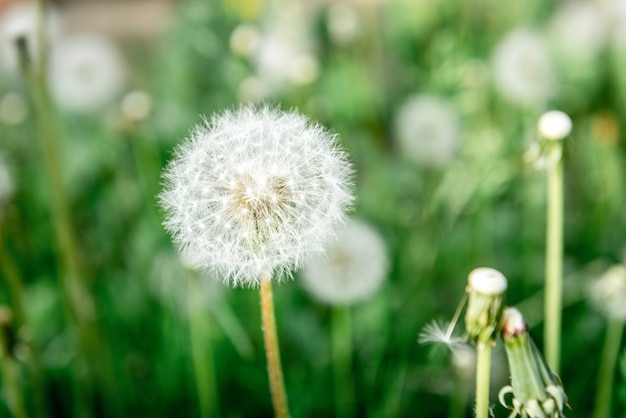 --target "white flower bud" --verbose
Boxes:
[538,110,572,141]
[468,267,508,295]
